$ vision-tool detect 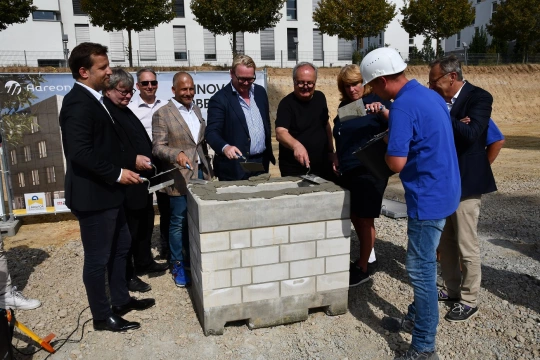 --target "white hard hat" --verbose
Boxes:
[360,47,407,86]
